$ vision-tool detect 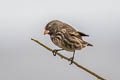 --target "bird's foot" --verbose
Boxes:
[69,57,74,65]
[52,49,58,56]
